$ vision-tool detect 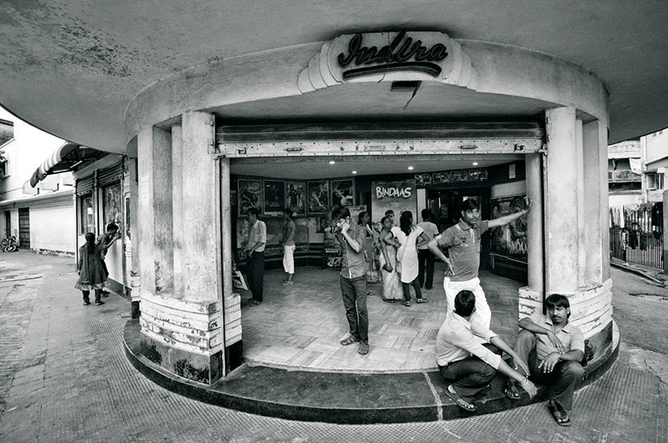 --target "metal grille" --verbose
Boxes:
[610,203,663,269]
